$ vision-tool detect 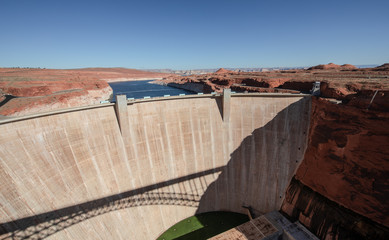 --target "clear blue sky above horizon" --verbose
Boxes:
[1,0,388,69]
